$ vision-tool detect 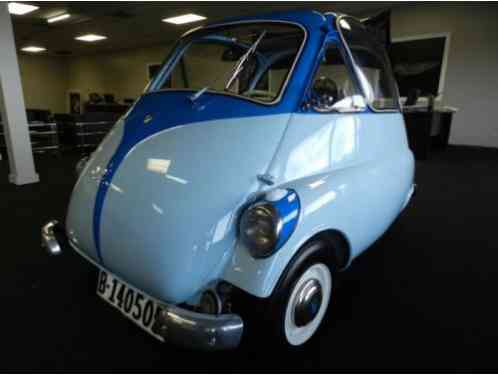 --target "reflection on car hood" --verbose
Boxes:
[67,91,292,303]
